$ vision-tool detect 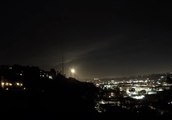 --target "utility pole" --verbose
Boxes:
[61,46,65,75]
[59,3,66,76]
